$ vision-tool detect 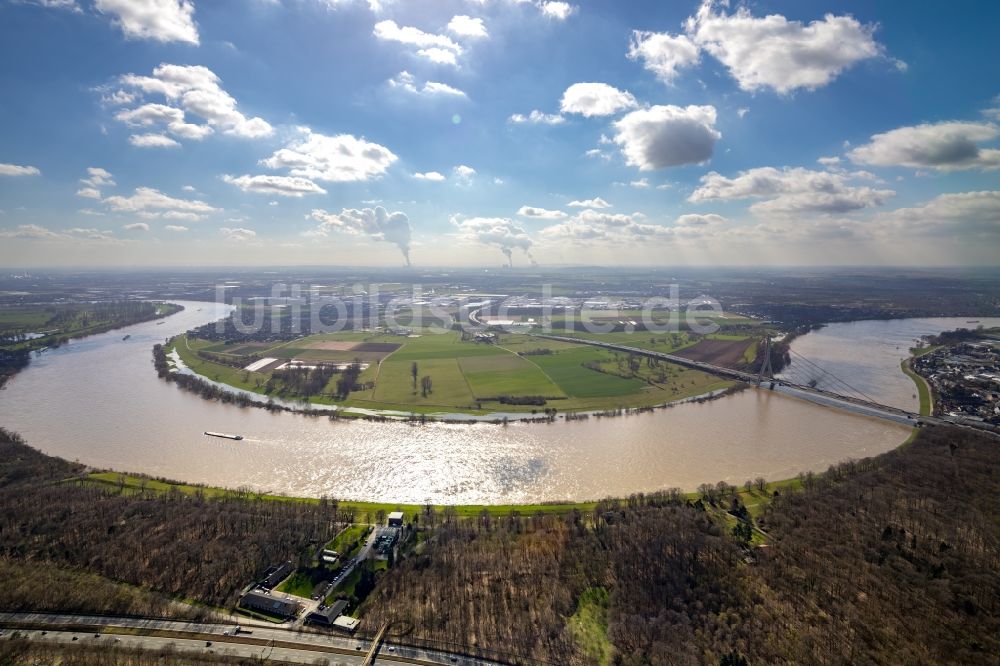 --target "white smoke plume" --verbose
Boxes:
[310,206,412,266]
[452,216,534,266]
